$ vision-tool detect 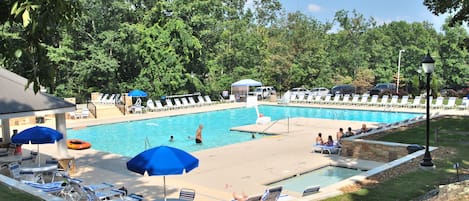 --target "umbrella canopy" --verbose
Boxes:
[126,146,199,200]
[12,126,63,144]
[12,126,63,166]
[128,89,148,97]
[231,79,262,87]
